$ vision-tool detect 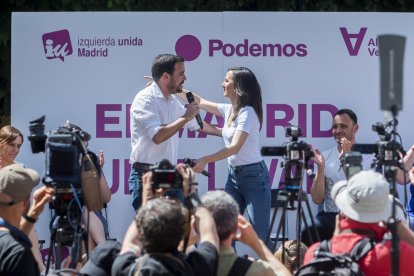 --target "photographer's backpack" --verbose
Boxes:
[228,256,253,276]
[295,237,373,276]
